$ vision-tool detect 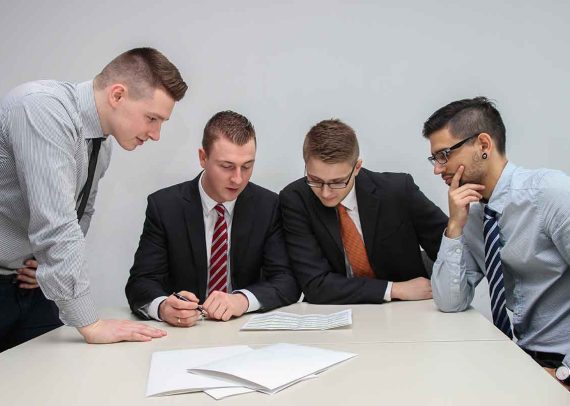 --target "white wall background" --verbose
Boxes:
[1,0,569,321]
